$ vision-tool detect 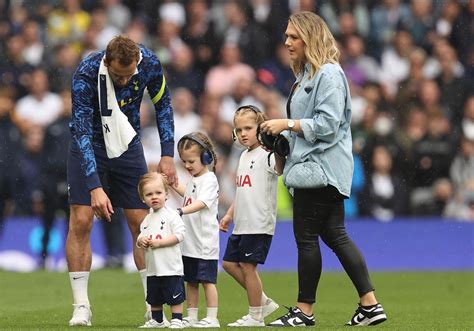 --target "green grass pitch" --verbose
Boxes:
[0,270,472,330]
